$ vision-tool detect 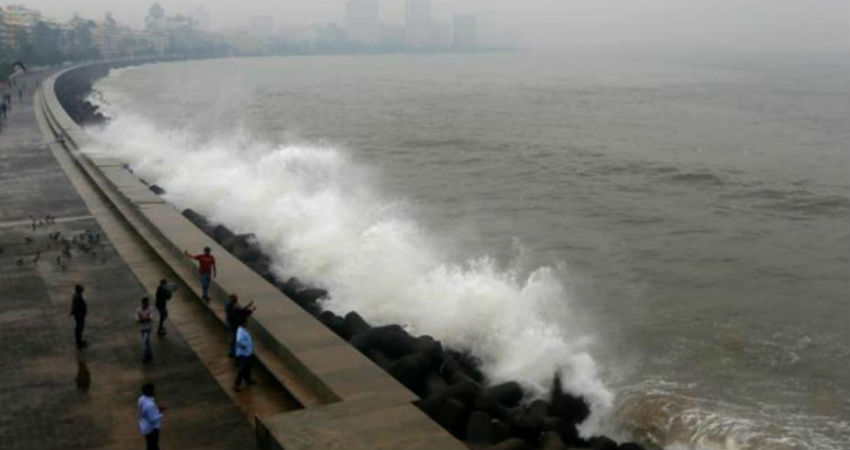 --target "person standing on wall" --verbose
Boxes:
[69,284,88,349]
[183,247,216,302]
[233,315,255,392]
[154,279,176,336]
[138,383,166,450]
